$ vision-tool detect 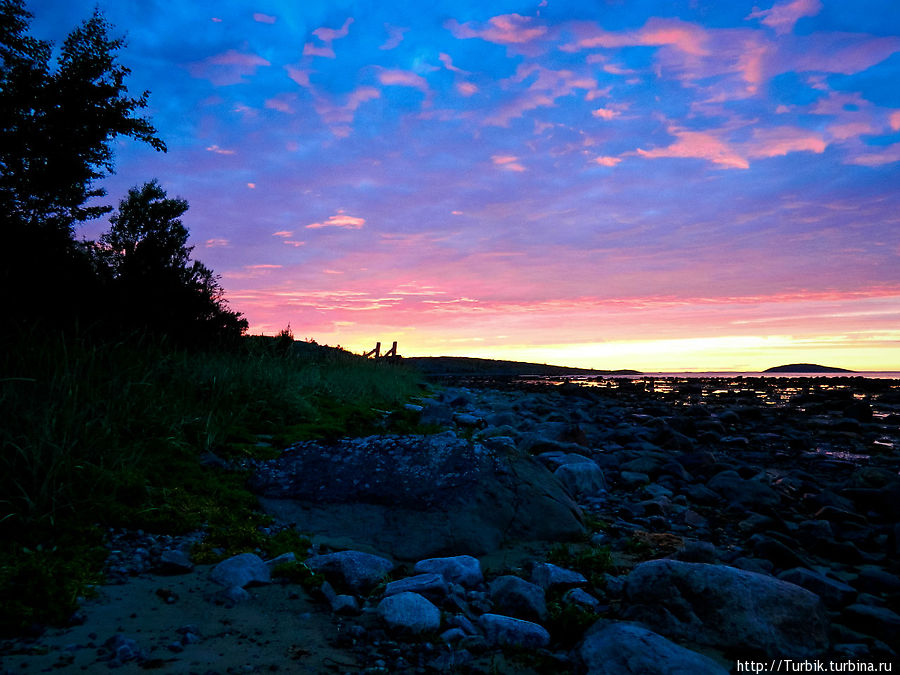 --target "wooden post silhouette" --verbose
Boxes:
[363,340,398,359]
